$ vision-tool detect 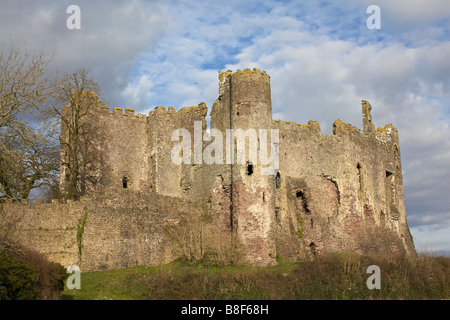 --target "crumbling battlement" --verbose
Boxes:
[219,68,269,86]
[6,68,415,271]
[97,102,208,119]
